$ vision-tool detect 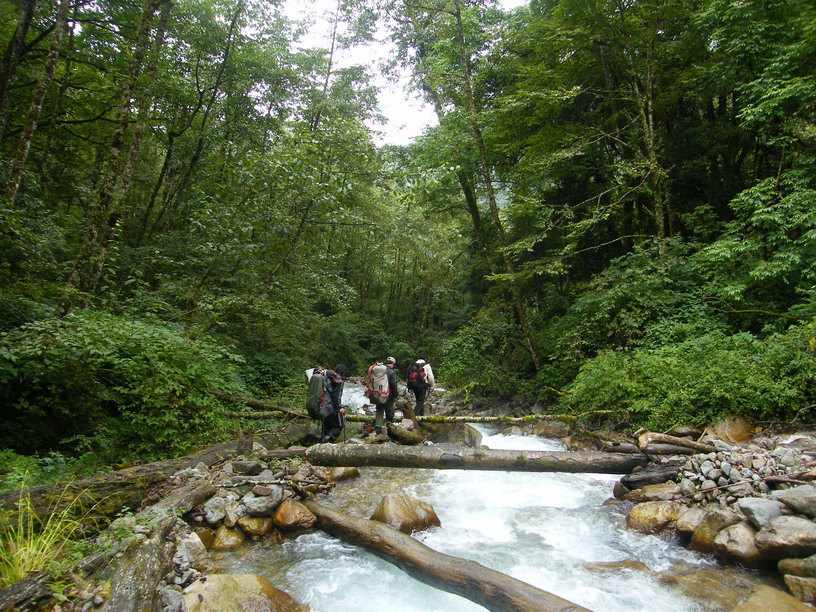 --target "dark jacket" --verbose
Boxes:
[324,369,344,412]
[386,366,398,401]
